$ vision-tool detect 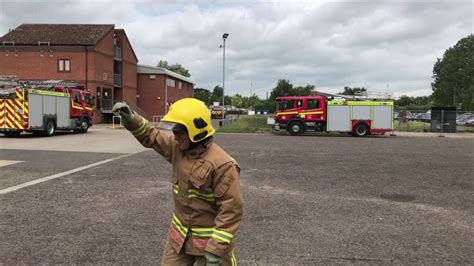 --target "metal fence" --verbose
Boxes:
[394,110,474,133]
